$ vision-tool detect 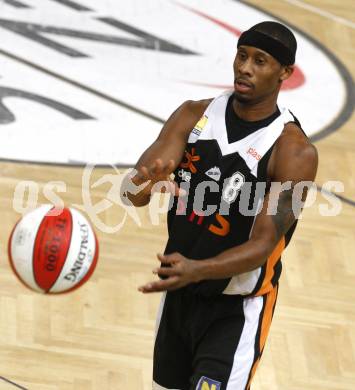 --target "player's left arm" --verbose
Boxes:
[139,124,318,292]
[195,125,318,280]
